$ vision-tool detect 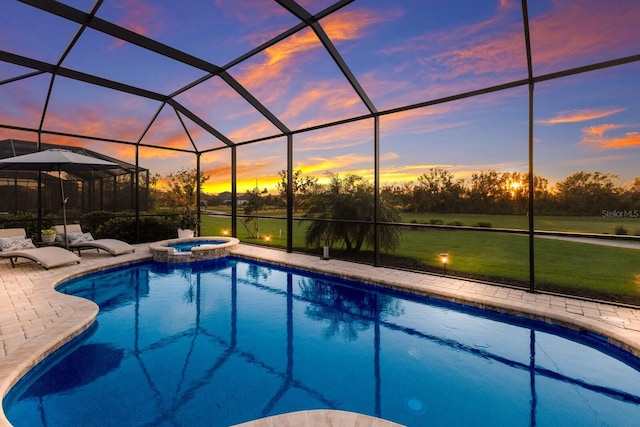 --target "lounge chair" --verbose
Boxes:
[52,224,135,257]
[0,228,81,269]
